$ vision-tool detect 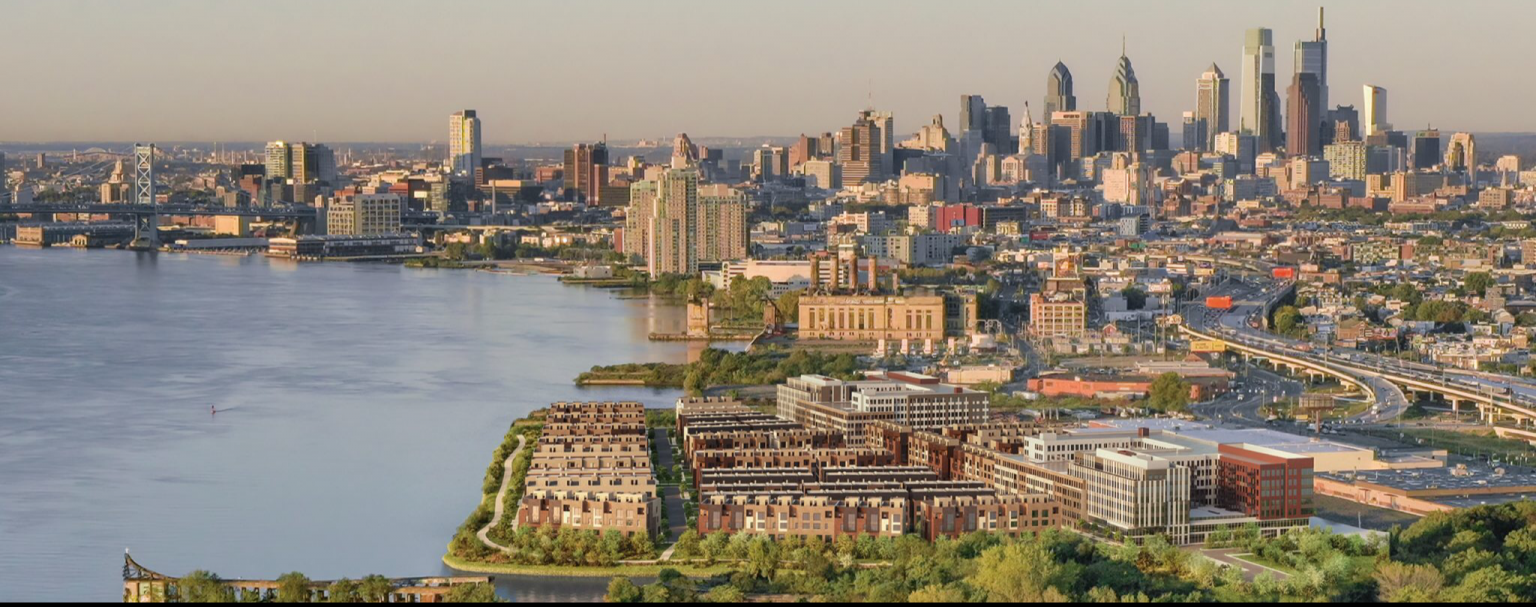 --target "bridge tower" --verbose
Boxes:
[133,143,159,248]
